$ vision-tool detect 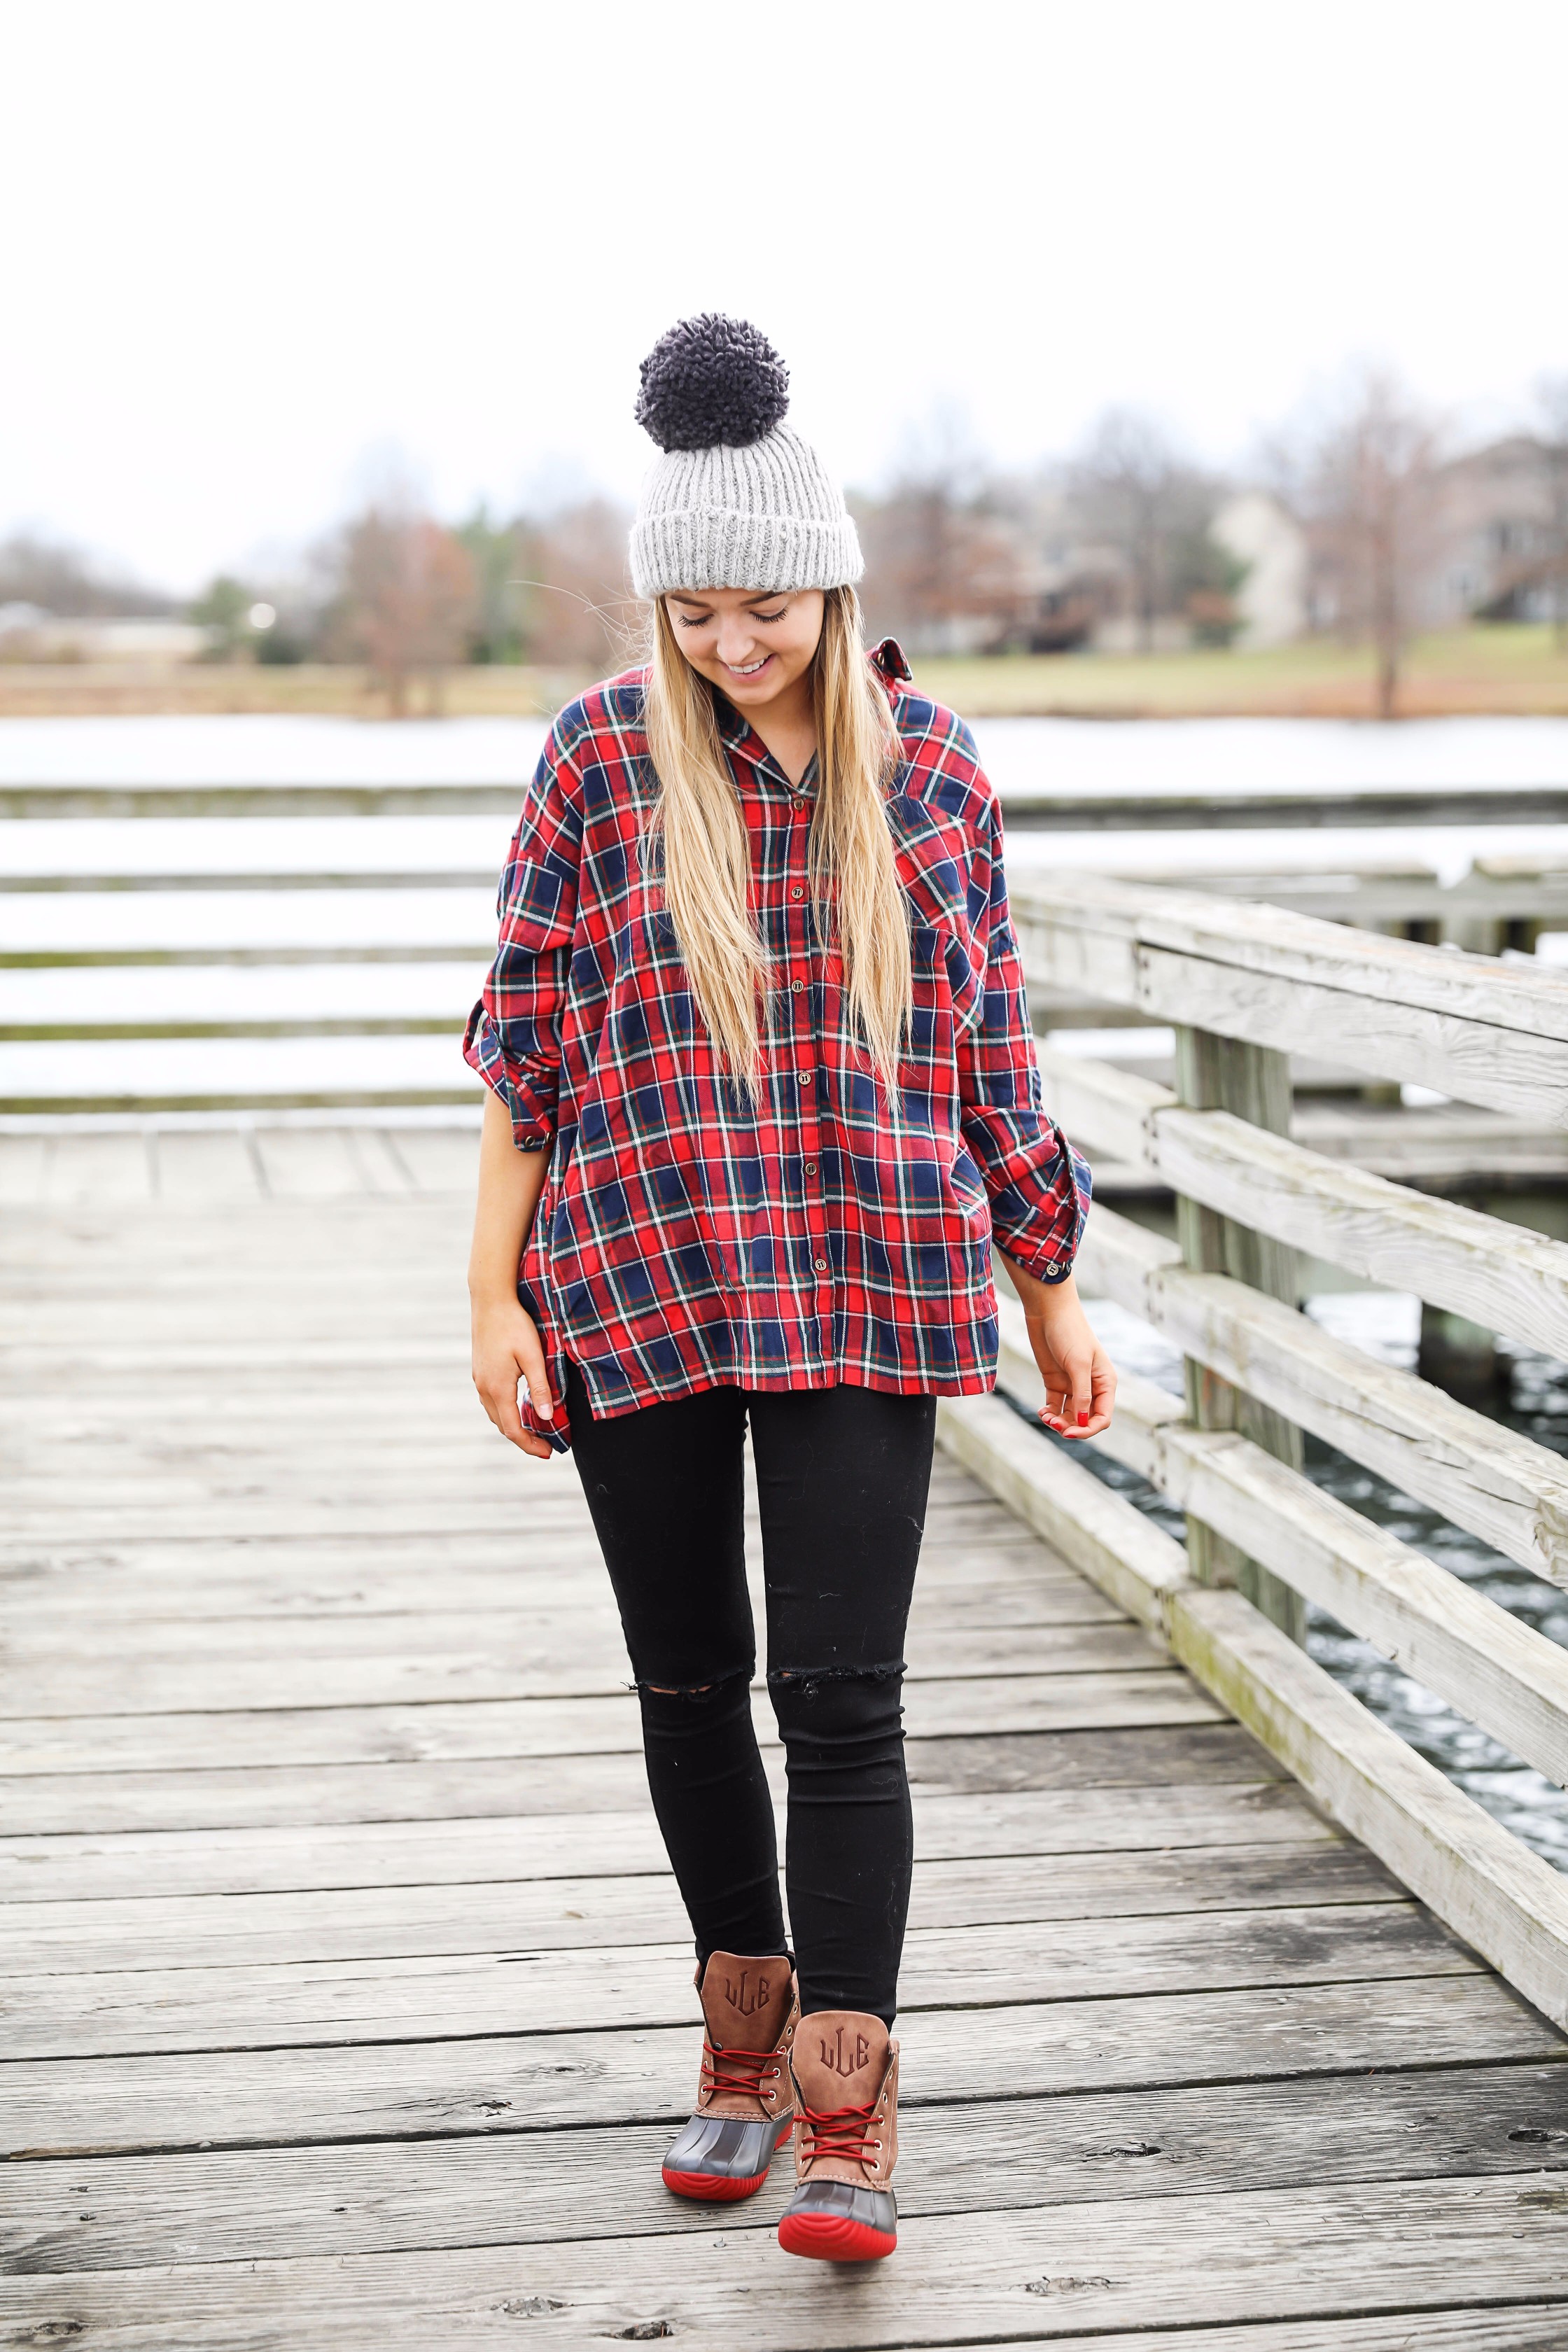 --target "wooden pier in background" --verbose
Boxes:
[2,1115,1567,2348]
